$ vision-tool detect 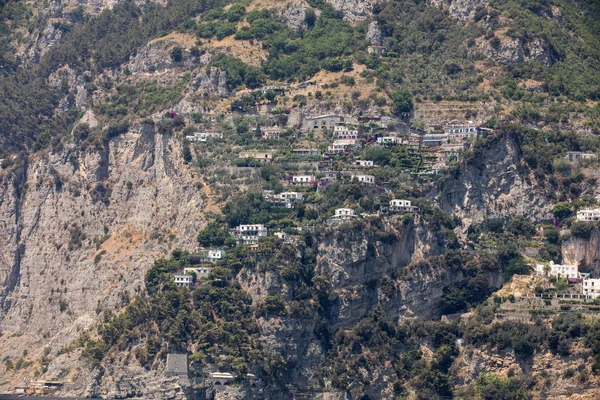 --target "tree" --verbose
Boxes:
[391,89,413,116]
[552,202,572,219]
[197,222,232,247]
[170,47,183,63]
